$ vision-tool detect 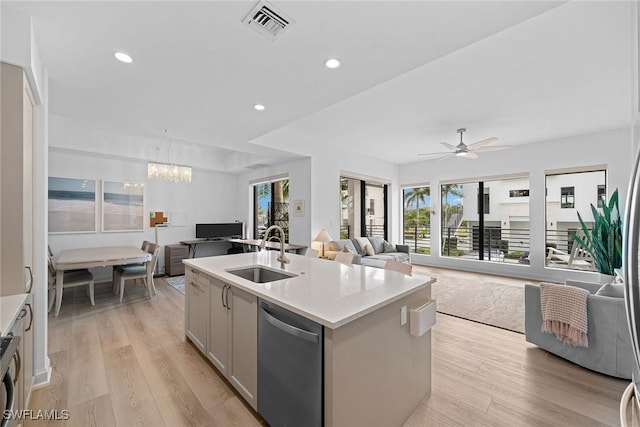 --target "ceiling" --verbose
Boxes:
[5,1,633,170]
